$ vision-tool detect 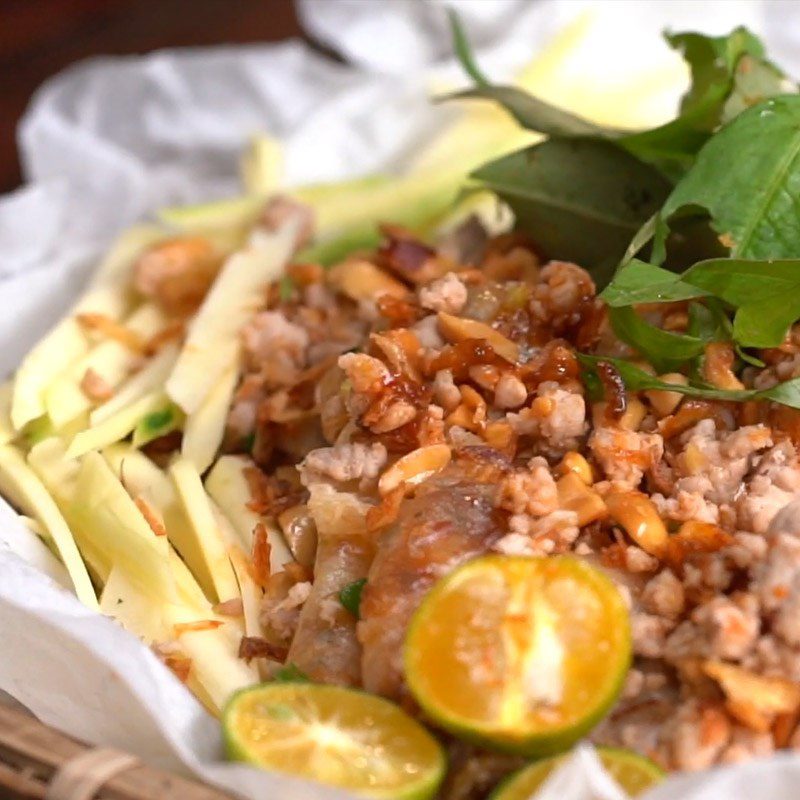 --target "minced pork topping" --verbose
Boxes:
[208,215,800,782]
